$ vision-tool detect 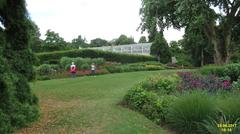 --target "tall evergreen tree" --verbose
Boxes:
[0,0,39,133]
[150,33,171,63]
